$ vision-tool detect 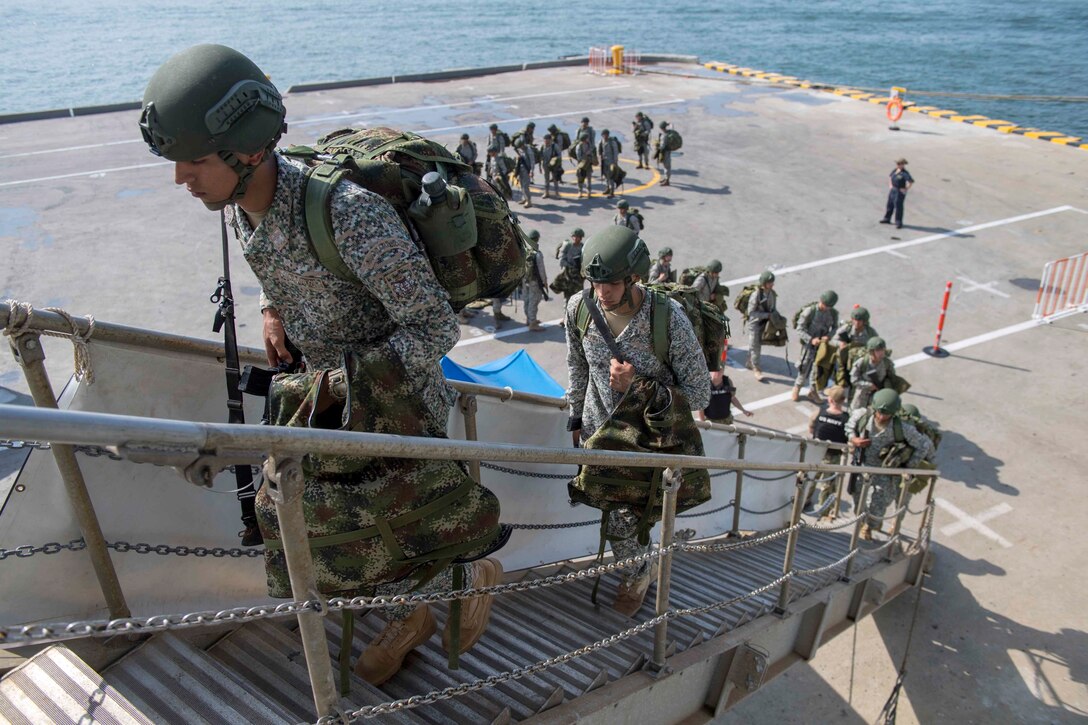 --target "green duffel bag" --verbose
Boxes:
[256,348,505,599]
